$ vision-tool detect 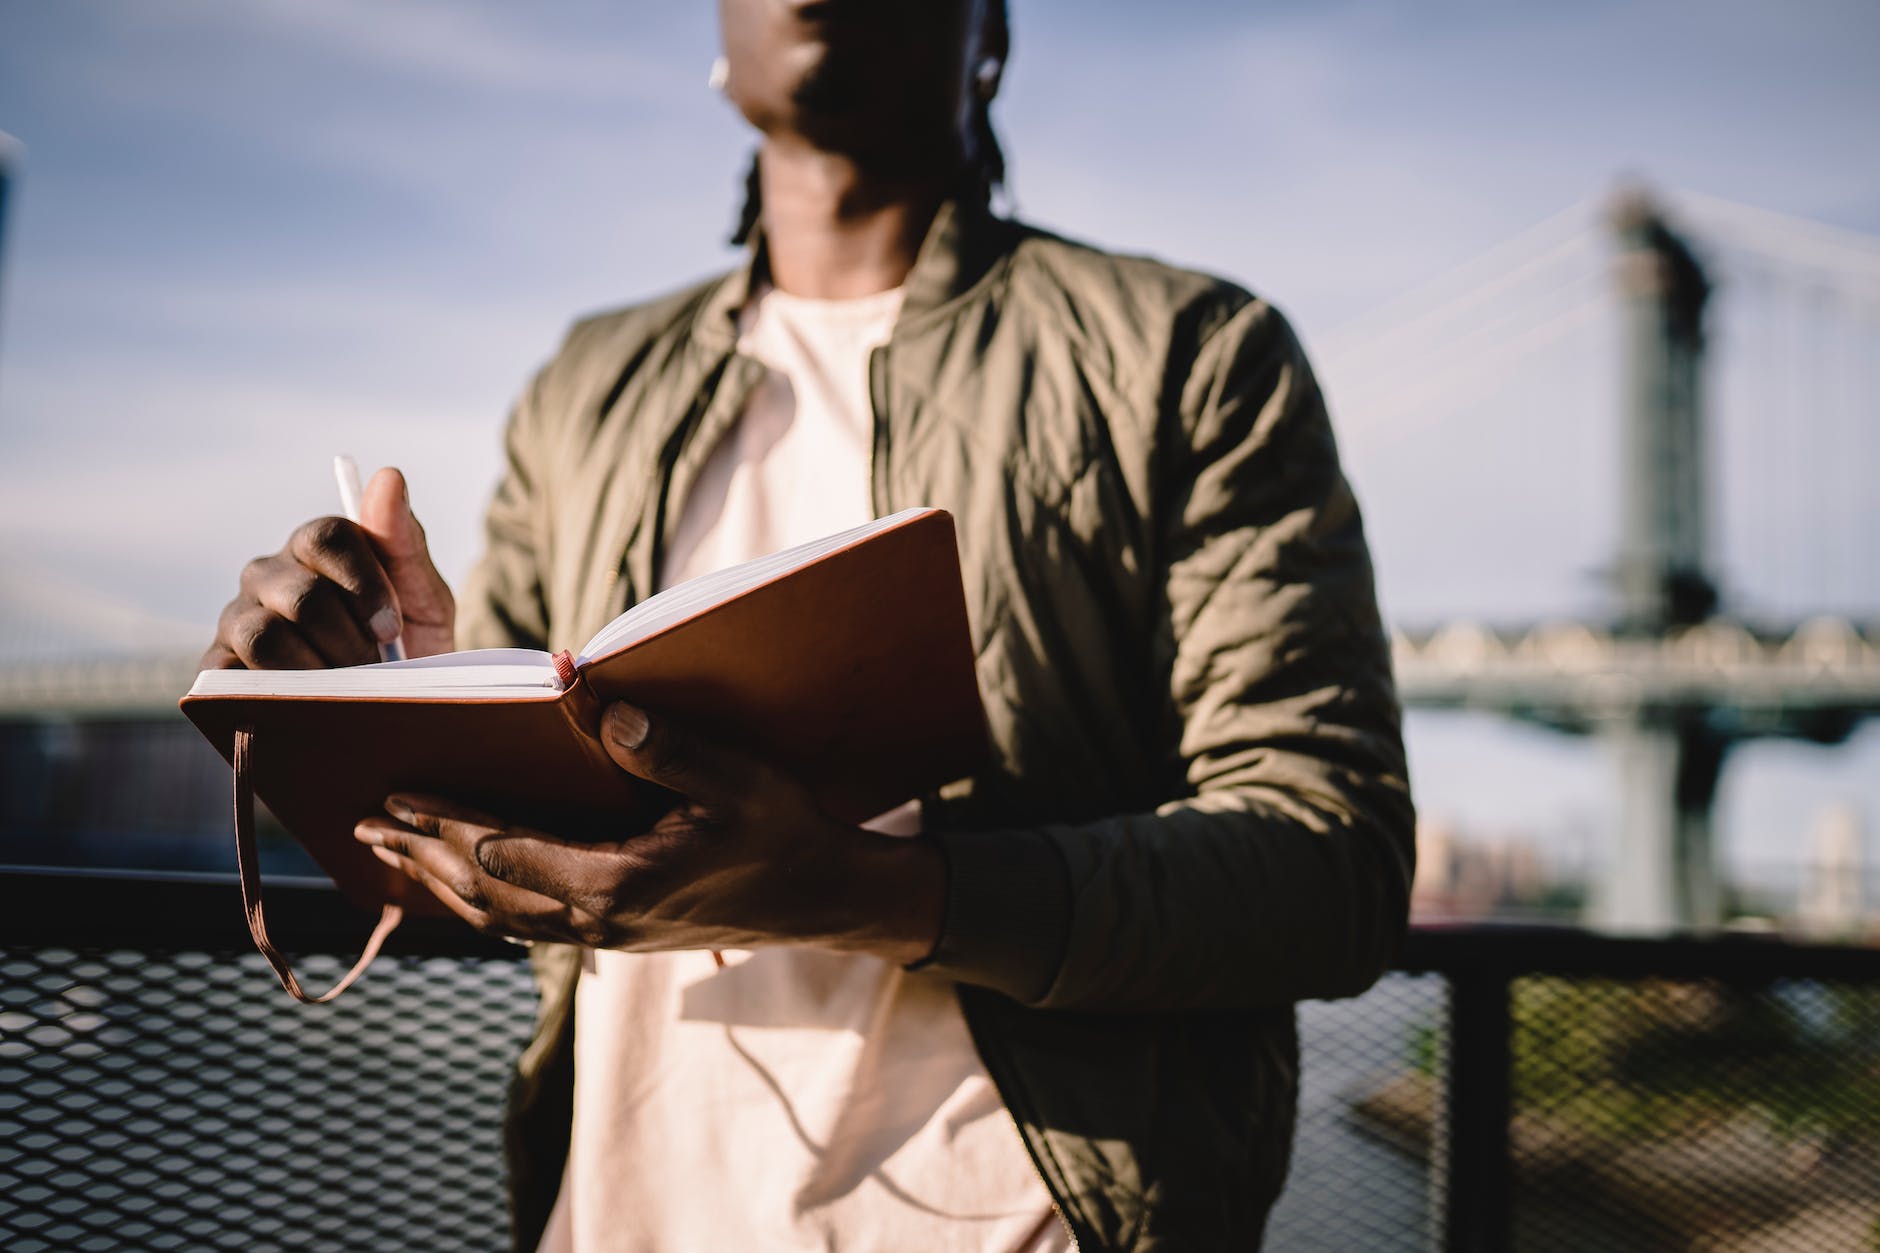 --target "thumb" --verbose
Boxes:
[360,467,455,653]
[601,703,762,807]
[360,466,427,561]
